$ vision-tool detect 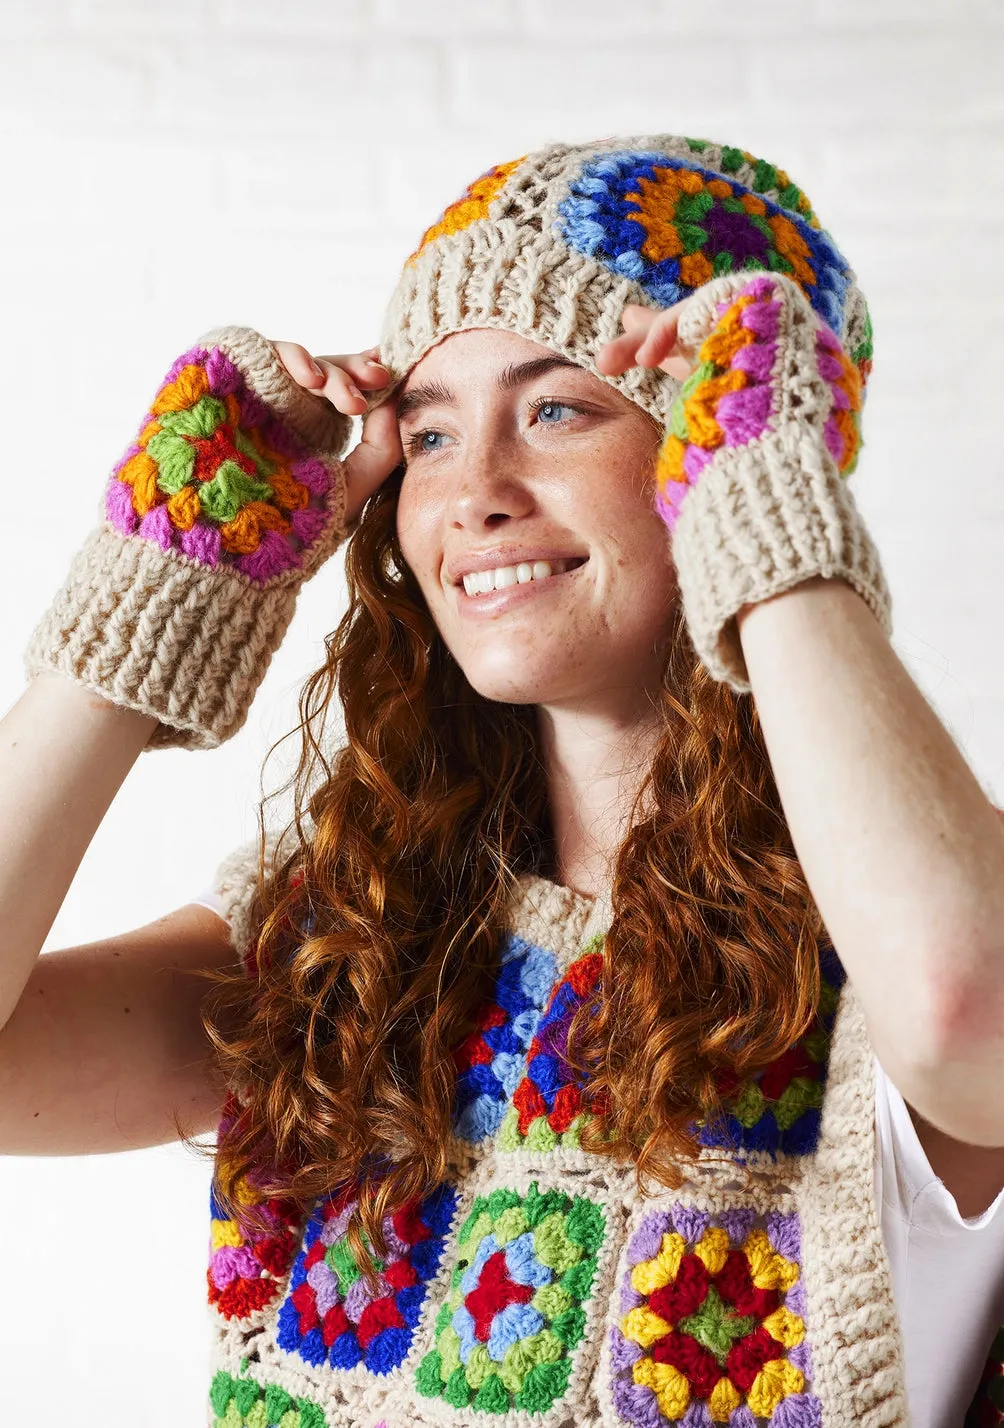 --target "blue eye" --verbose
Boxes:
[532,398,581,424]
[403,397,585,461]
[404,429,451,458]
